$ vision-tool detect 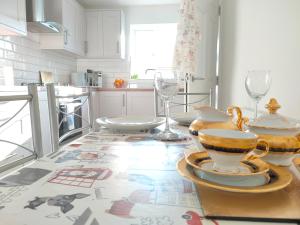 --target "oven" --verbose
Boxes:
[58,99,82,144]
